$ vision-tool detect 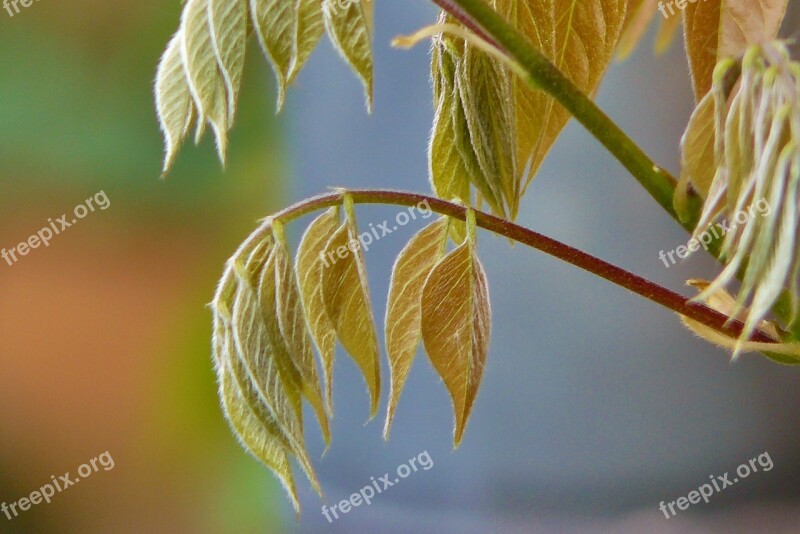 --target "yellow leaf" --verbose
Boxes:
[250,0,296,109]
[684,0,788,100]
[296,208,339,411]
[320,206,381,418]
[432,0,627,217]
[383,218,449,438]
[291,0,325,81]
[617,0,657,59]
[323,0,374,111]
[675,91,716,219]
[272,223,330,444]
[421,213,491,446]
